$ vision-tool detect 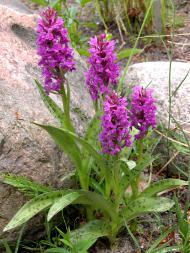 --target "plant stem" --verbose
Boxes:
[109,157,123,242]
[132,139,144,198]
[114,157,121,212]
[60,82,75,132]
